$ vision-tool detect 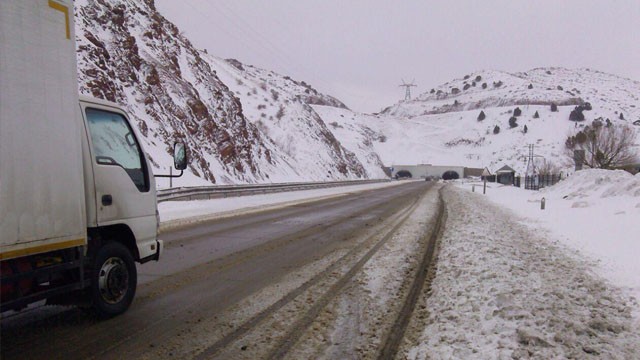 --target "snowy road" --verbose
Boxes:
[1,181,442,359]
